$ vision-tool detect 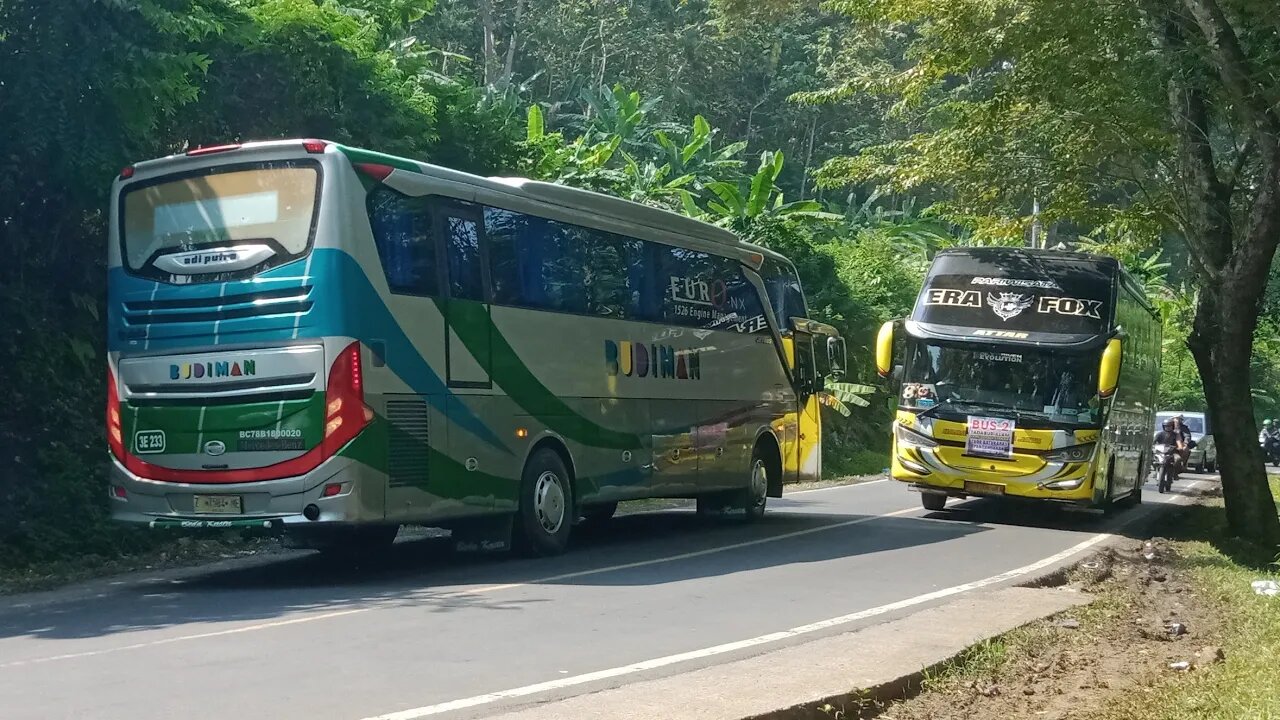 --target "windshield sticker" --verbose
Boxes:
[967,416,1015,459]
[971,277,1062,290]
[923,289,981,307]
[1038,296,1103,319]
[902,384,938,407]
[971,329,1030,339]
[987,293,1034,321]
[975,351,1023,363]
